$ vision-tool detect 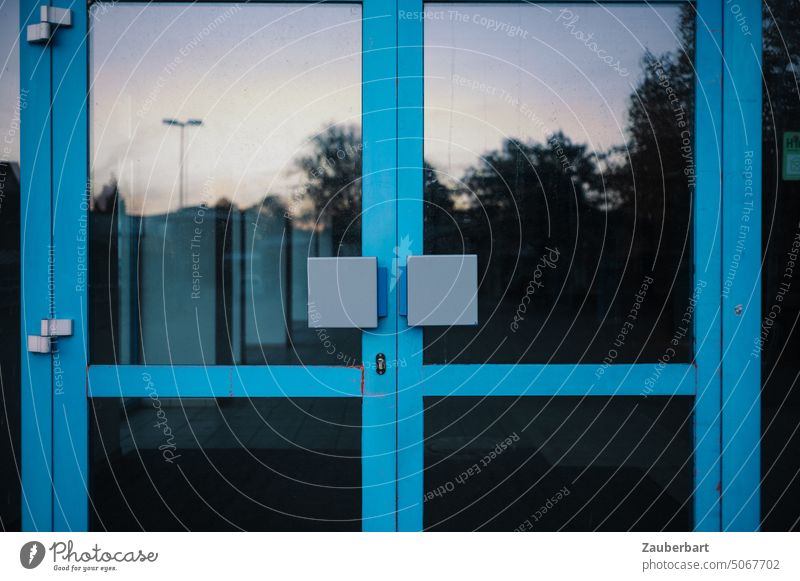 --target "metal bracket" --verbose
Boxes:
[398,266,407,316]
[27,336,51,354]
[377,266,388,317]
[41,318,73,337]
[27,6,72,44]
[27,318,73,353]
